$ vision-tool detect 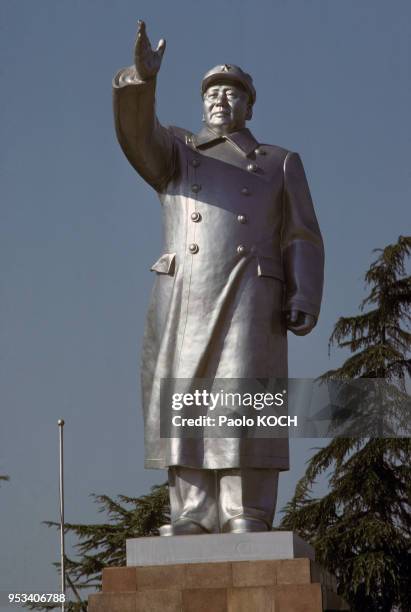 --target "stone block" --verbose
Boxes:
[232,560,277,587]
[127,531,314,566]
[102,566,137,592]
[89,587,184,612]
[227,586,274,612]
[135,588,182,611]
[276,558,311,584]
[136,563,185,590]
[184,561,232,588]
[182,588,227,612]
[274,583,323,611]
[88,592,136,612]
